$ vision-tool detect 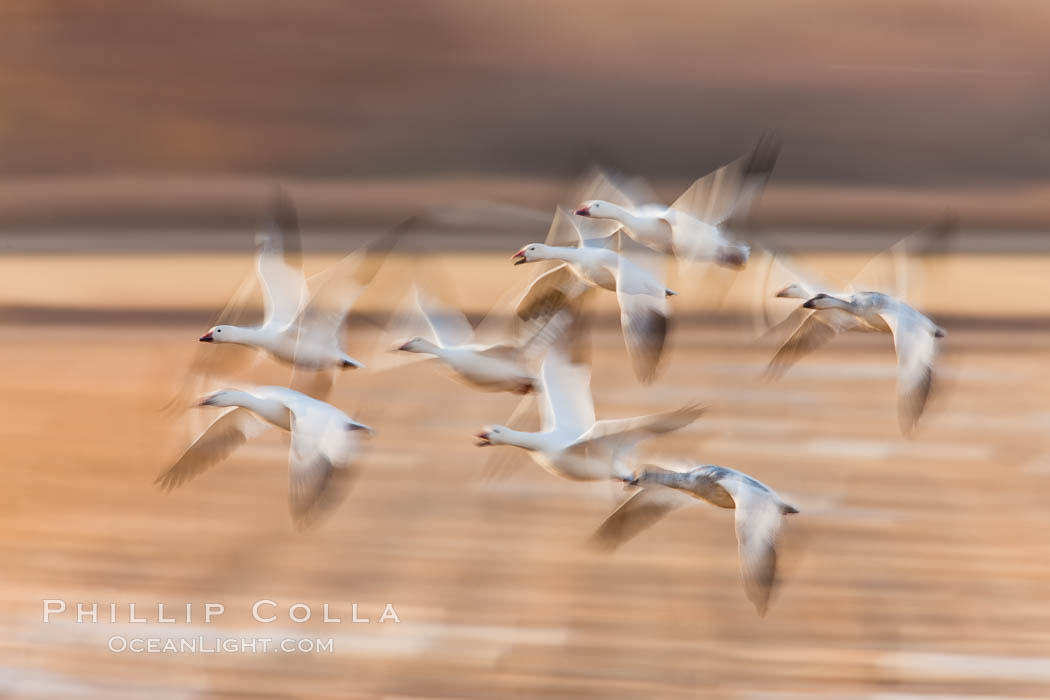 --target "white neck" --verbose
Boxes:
[593,202,646,230]
[497,428,548,451]
[215,390,290,429]
[538,244,581,263]
[222,325,270,346]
